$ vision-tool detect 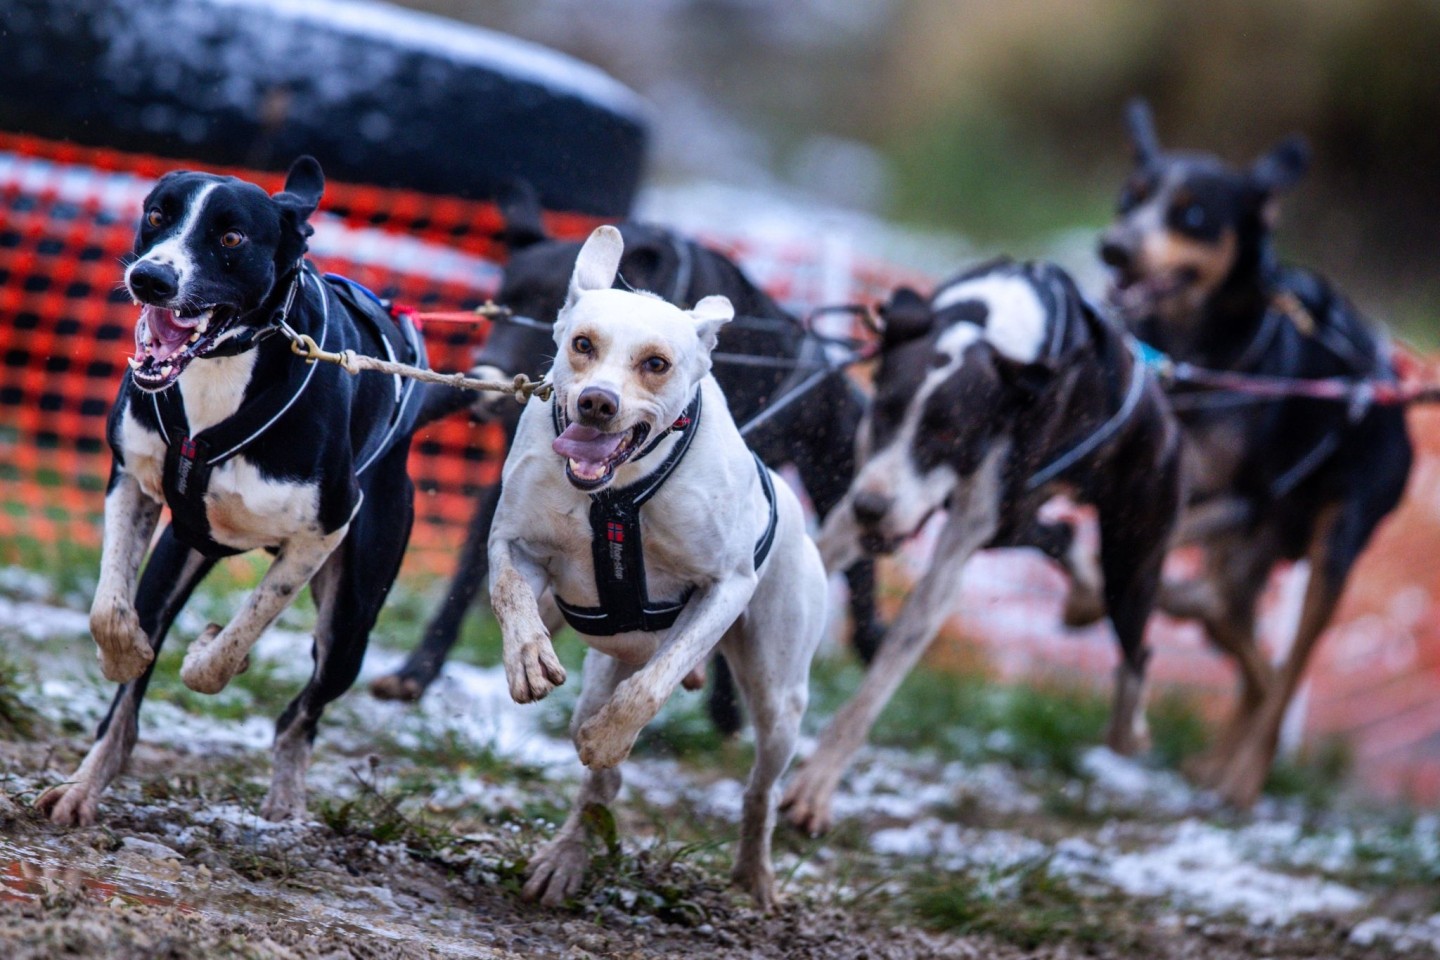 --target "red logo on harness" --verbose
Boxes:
[180,437,197,460]
[606,521,625,543]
